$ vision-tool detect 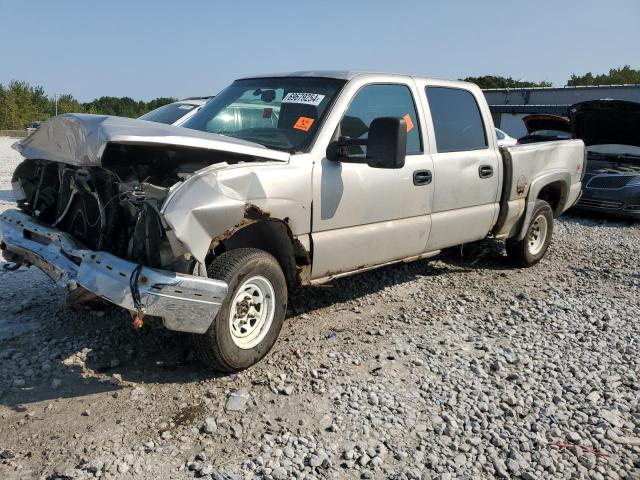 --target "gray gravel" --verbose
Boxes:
[0,136,639,479]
